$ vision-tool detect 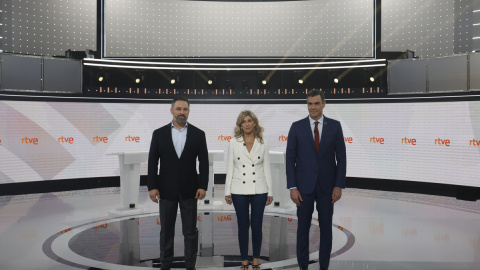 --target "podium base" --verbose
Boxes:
[109,205,150,217]
[196,255,224,268]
